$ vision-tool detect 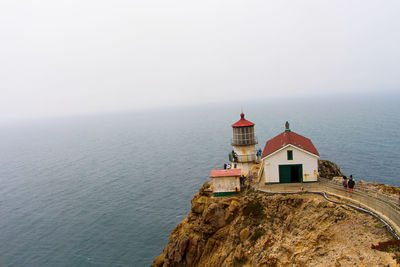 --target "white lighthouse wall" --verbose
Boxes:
[233,145,256,158]
[212,176,240,193]
[261,145,319,183]
[233,163,253,176]
[232,145,257,175]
